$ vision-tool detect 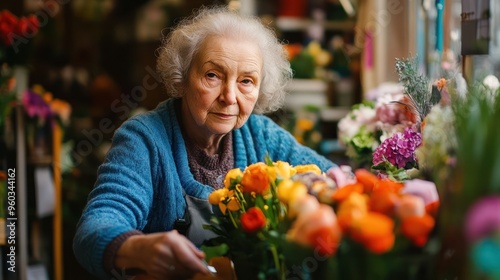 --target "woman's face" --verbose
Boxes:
[181,35,262,138]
